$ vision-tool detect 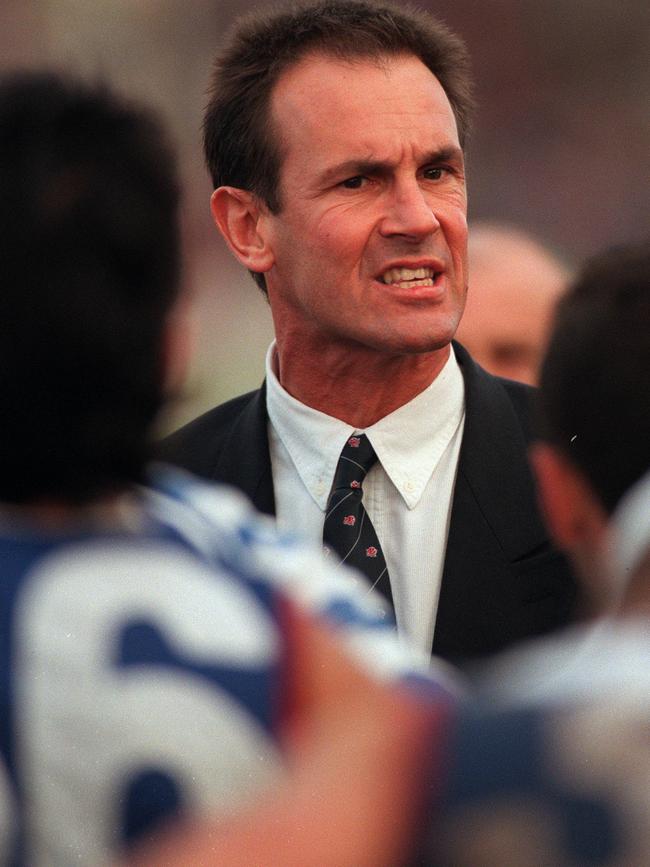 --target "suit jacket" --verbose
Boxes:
[159,342,578,665]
